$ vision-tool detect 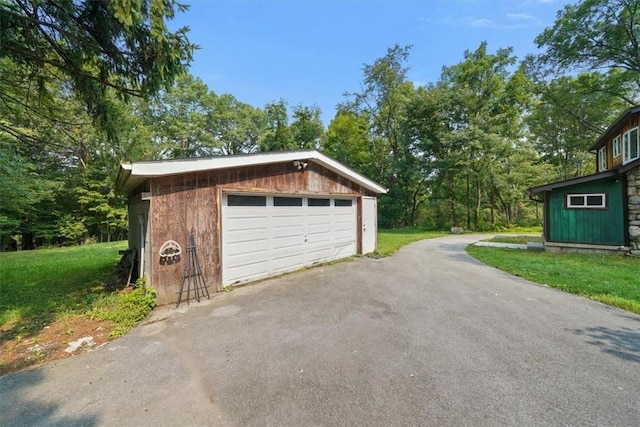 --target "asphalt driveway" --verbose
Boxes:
[2,234,639,426]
